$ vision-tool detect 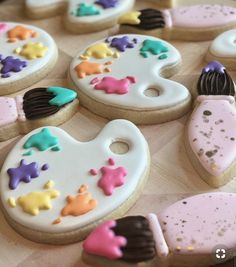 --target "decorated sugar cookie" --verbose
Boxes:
[25,0,135,33]
[0,86,78,141]
[68,34,191,124]
[206,29,236,70]
[0,22,57,95]
[0,120,150,244]
[148,0,174,8]
[186,61,236,187]
[119,5,236,41]
[82,192,236,267]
